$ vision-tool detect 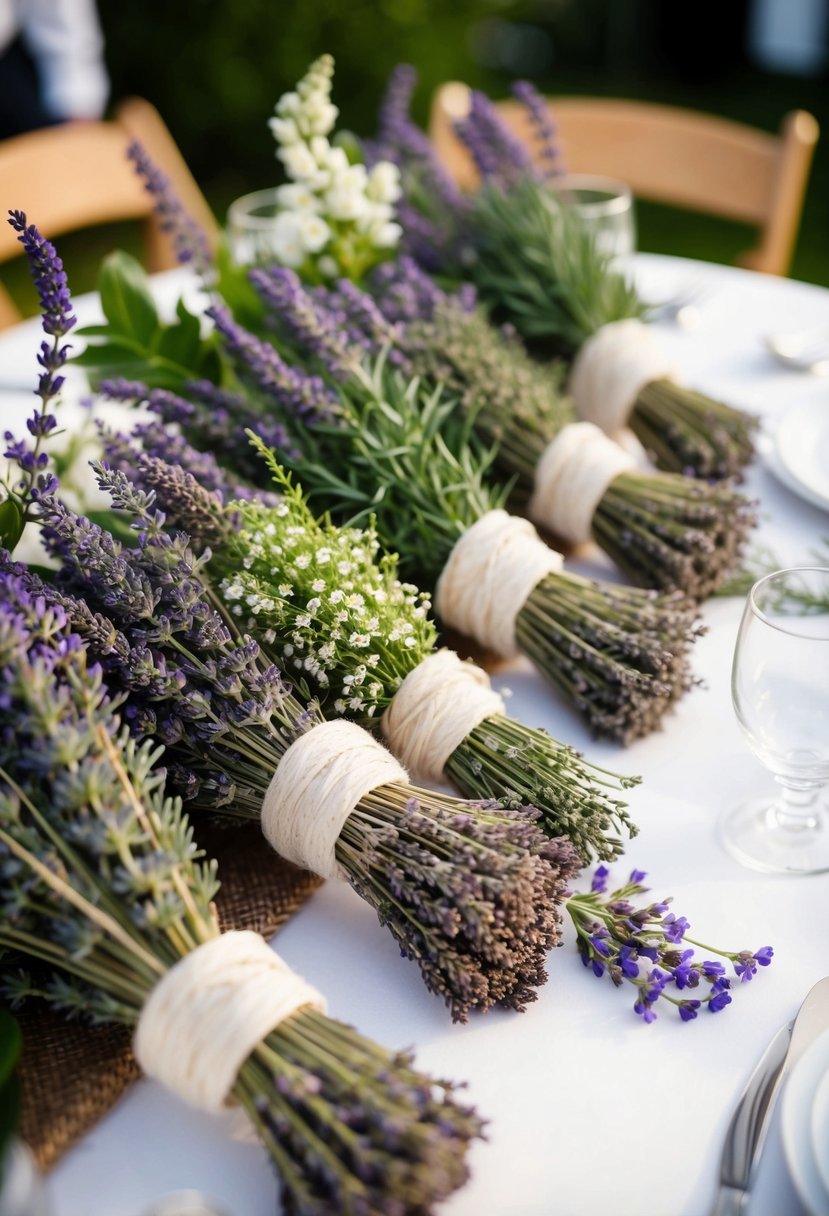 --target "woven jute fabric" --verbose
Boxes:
[16,821,322,1171]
